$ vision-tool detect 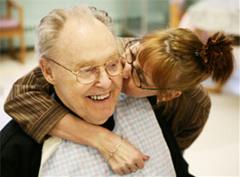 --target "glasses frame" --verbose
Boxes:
[125,39,171,91]
[43,55,122,84]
